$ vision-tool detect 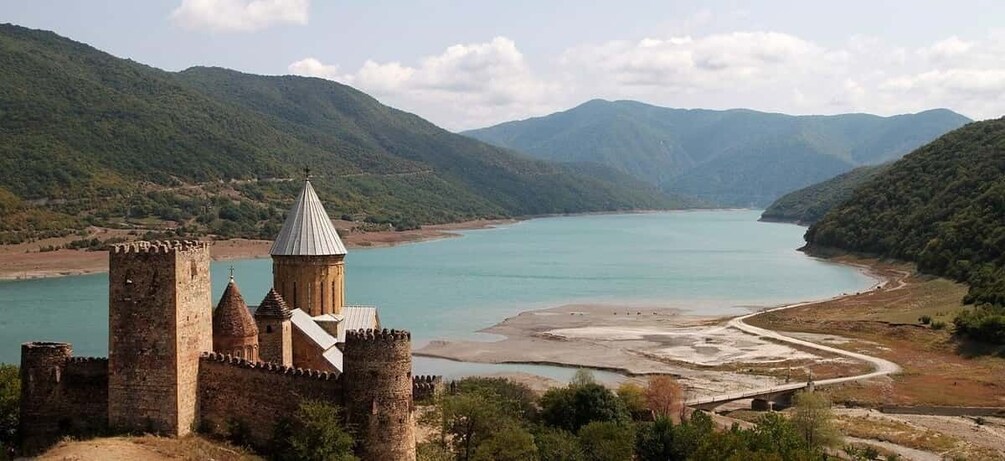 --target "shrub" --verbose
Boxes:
[931,320,947,330]
[272,400,356,461]
[0,365,18,459]
[919,315,932,325]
